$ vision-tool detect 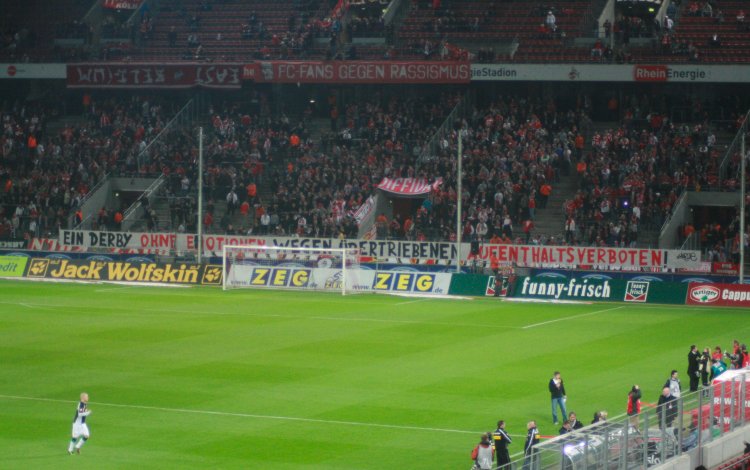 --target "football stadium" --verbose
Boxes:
[2,0,750,469]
